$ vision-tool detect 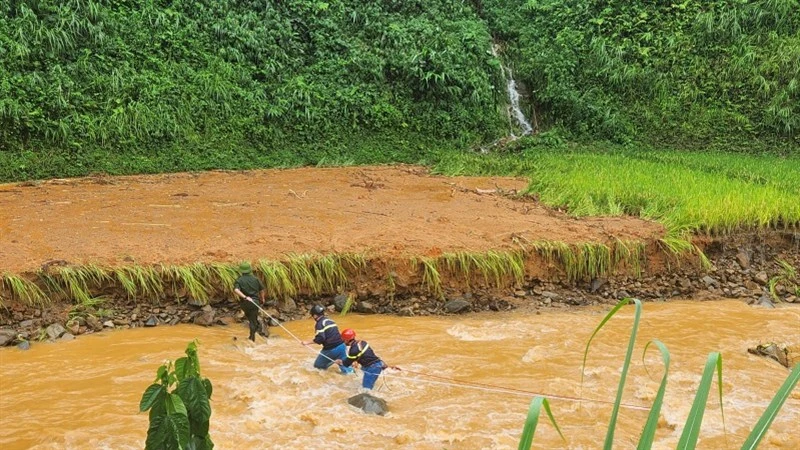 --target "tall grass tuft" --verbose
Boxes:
[256,259,296,299]
[532,240,615,281]
[113,265,163,301]
[659,237,711,271]
[613,239,646,278]
[210,263,238,295]
[311,254,349,293]
[417,257,444,300]
[161,263,211,304]
[1,273,49,307]
[441,250,525,288]
[286,254,320,294]
[56,264,111,304]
